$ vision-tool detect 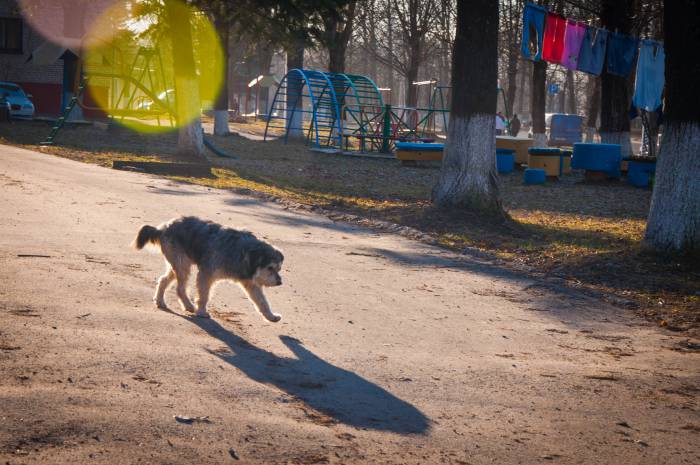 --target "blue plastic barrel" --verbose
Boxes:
[627,170,650,187]
[572,143,622,178]
[627,159,656,188]
[524,168,546,184]
[627,159,656,174]
[496,149,515,173]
